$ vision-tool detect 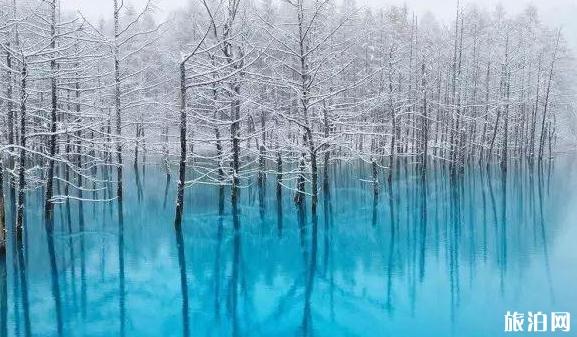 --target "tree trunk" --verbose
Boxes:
[538,32,560,162]
[175,63,187,227]
[16,62,27,243]
[5,42,14,173]
[501,37,510,171]
[45,0,58,218]
[0,158,5,255]
[529,56,542,162]
[230,84,241,214]
[113,0,123,201]
[294,152,306,205]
